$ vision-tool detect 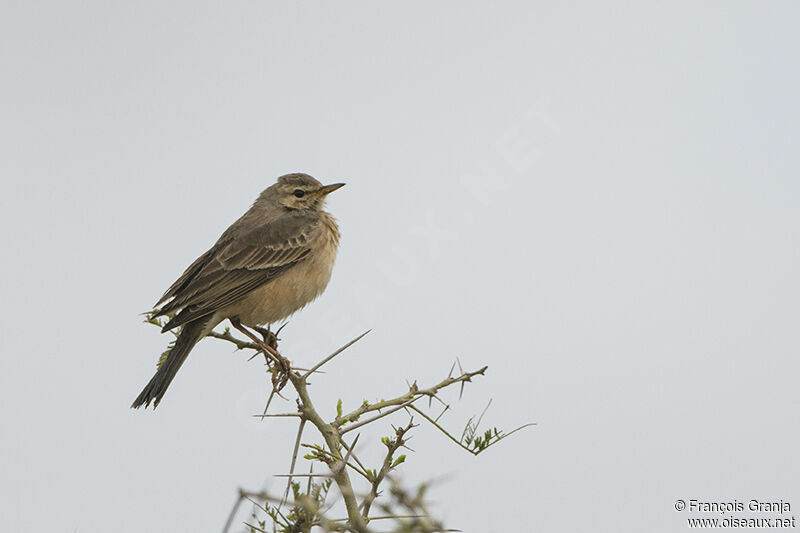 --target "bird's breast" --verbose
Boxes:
[232,215,340,327]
